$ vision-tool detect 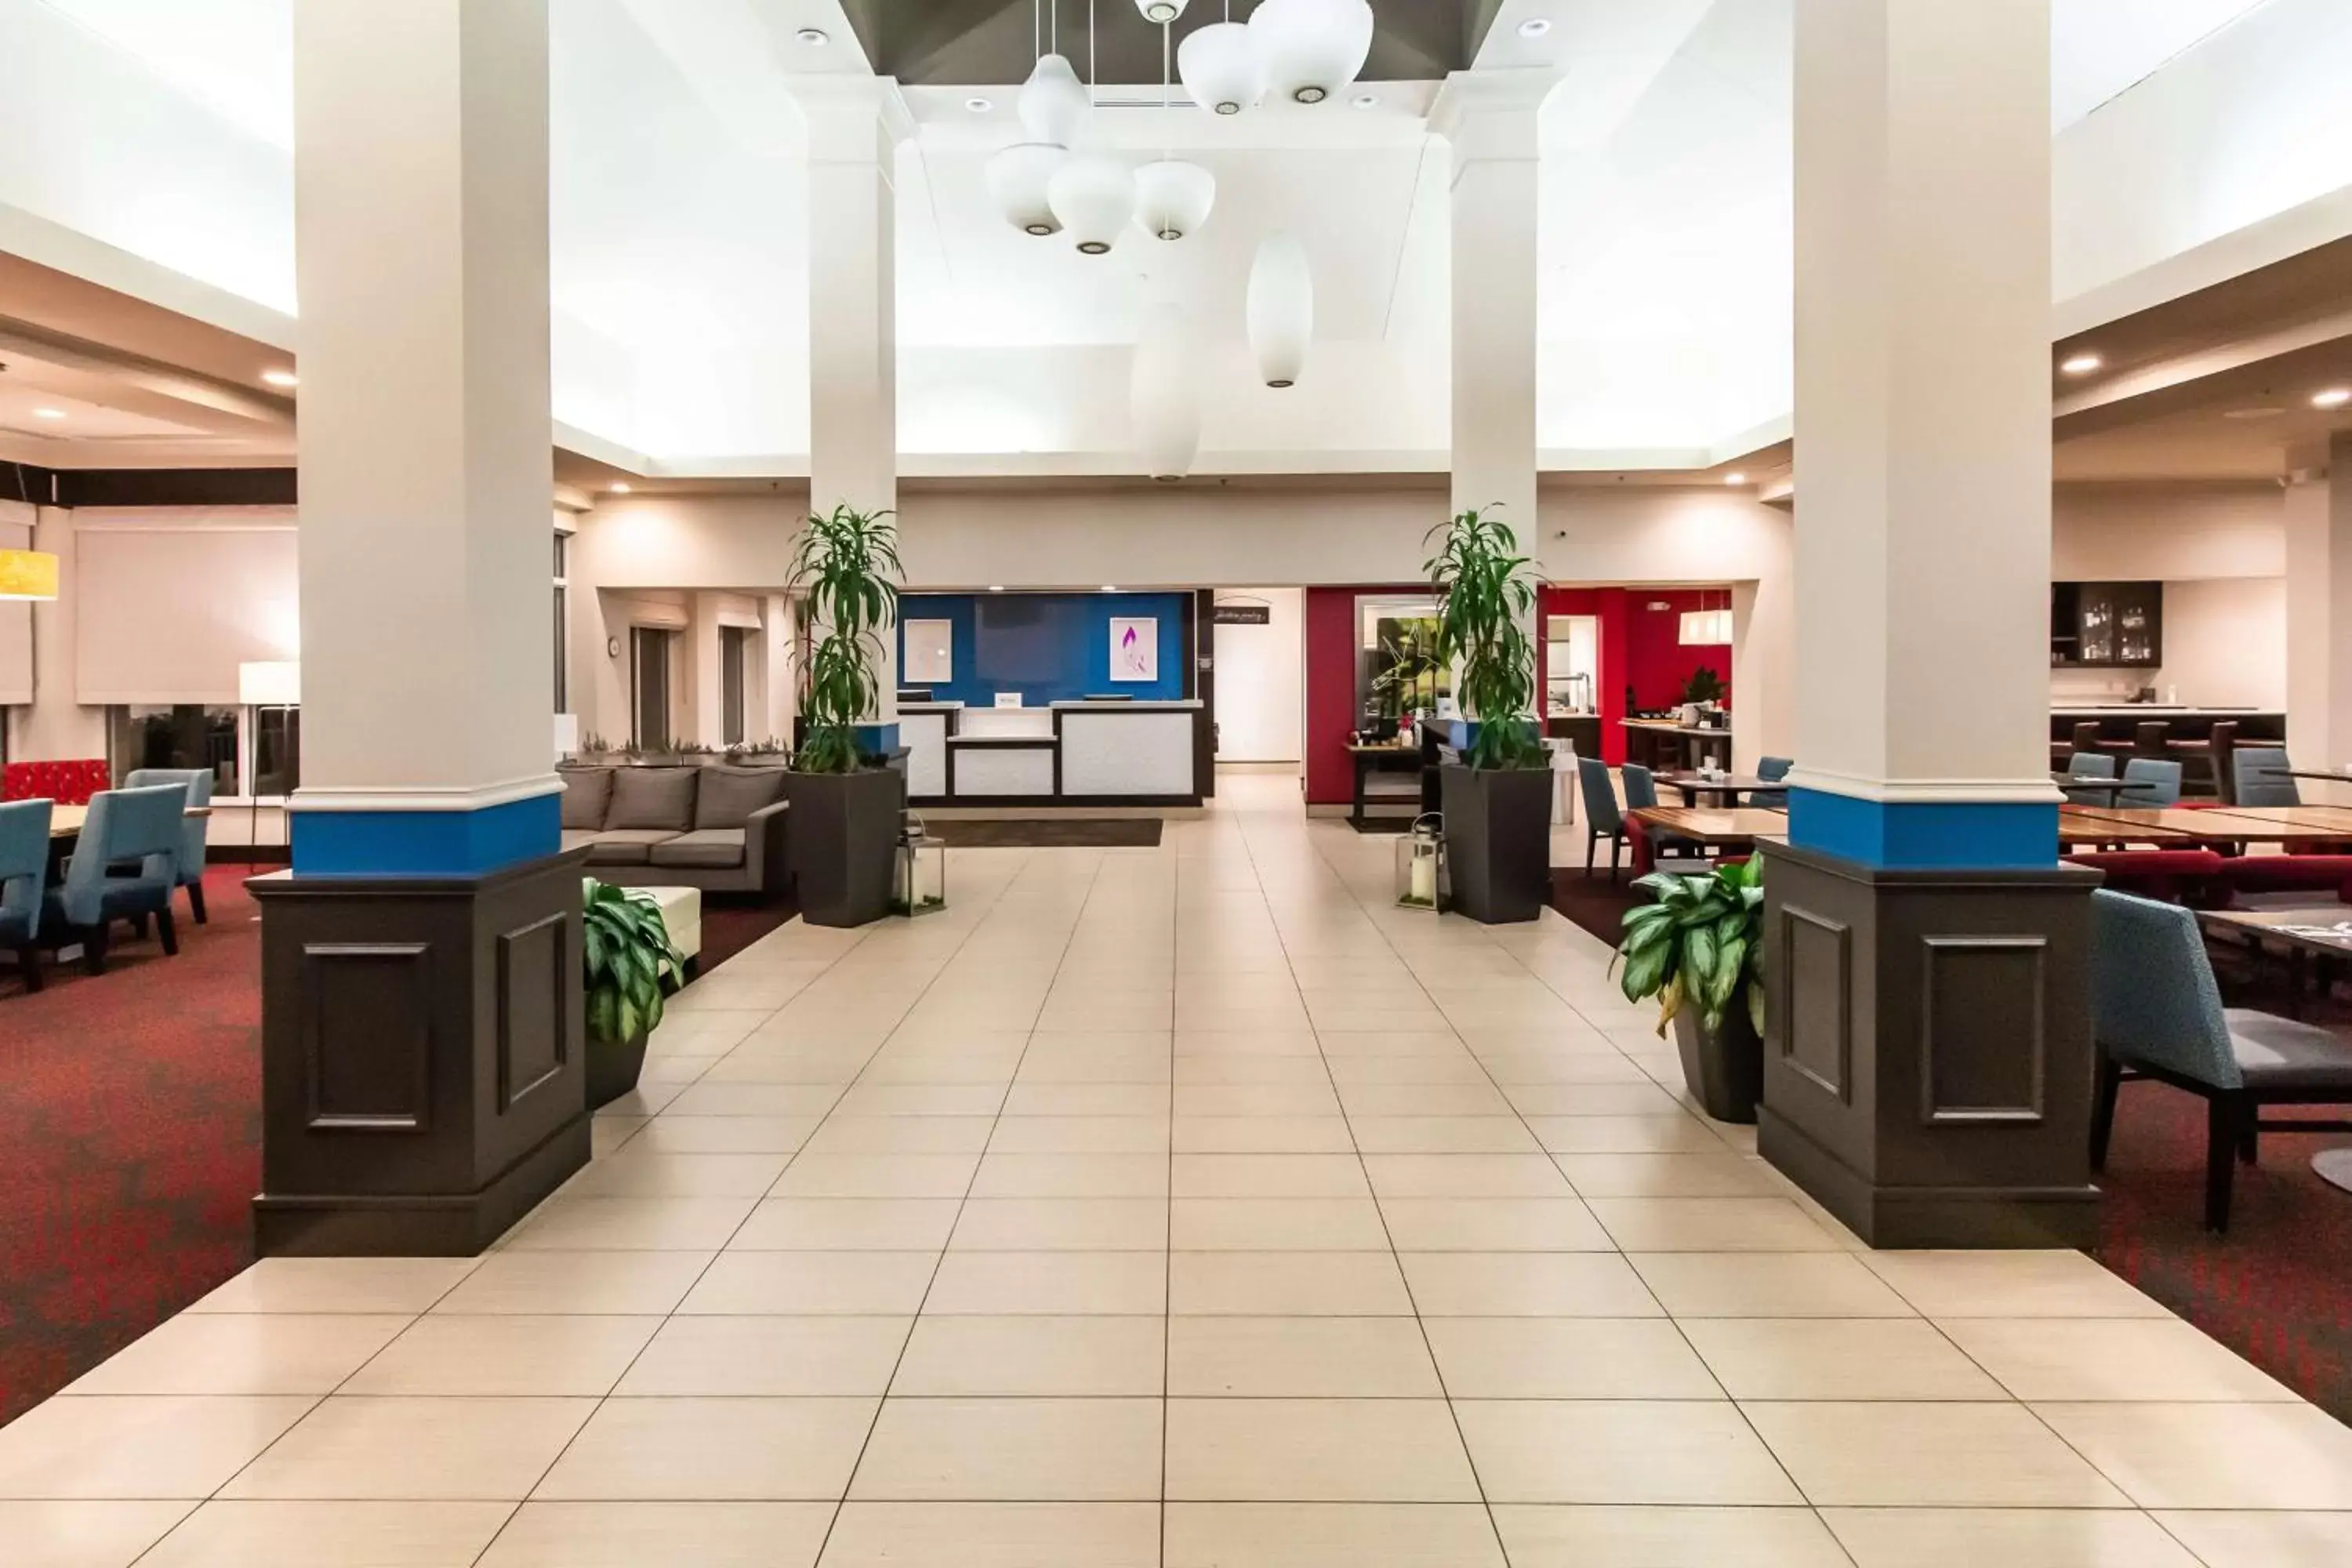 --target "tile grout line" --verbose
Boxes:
[805,845,1107,1565]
